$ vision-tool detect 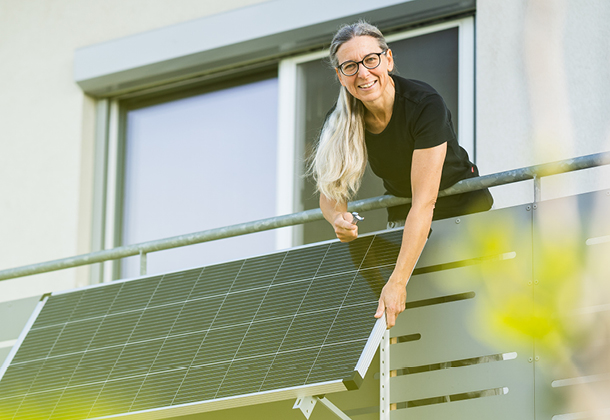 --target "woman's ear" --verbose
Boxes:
[386,49,394,73]
[335,67,346,87]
